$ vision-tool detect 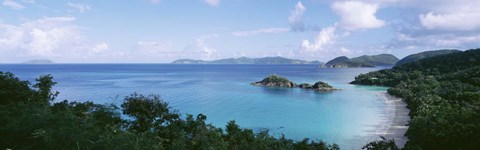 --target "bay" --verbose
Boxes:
[0,64,389,148]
